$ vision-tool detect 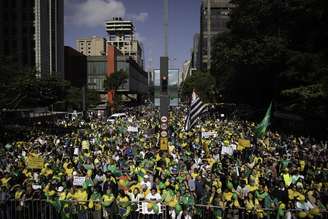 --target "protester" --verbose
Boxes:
[0,105,327,218]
